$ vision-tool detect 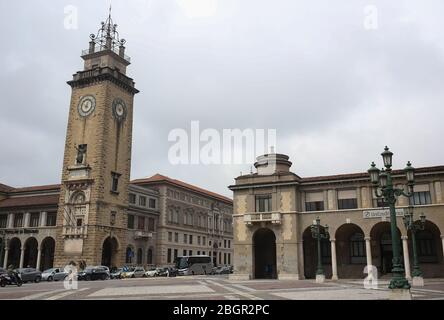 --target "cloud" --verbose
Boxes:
[1,0,444,197]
